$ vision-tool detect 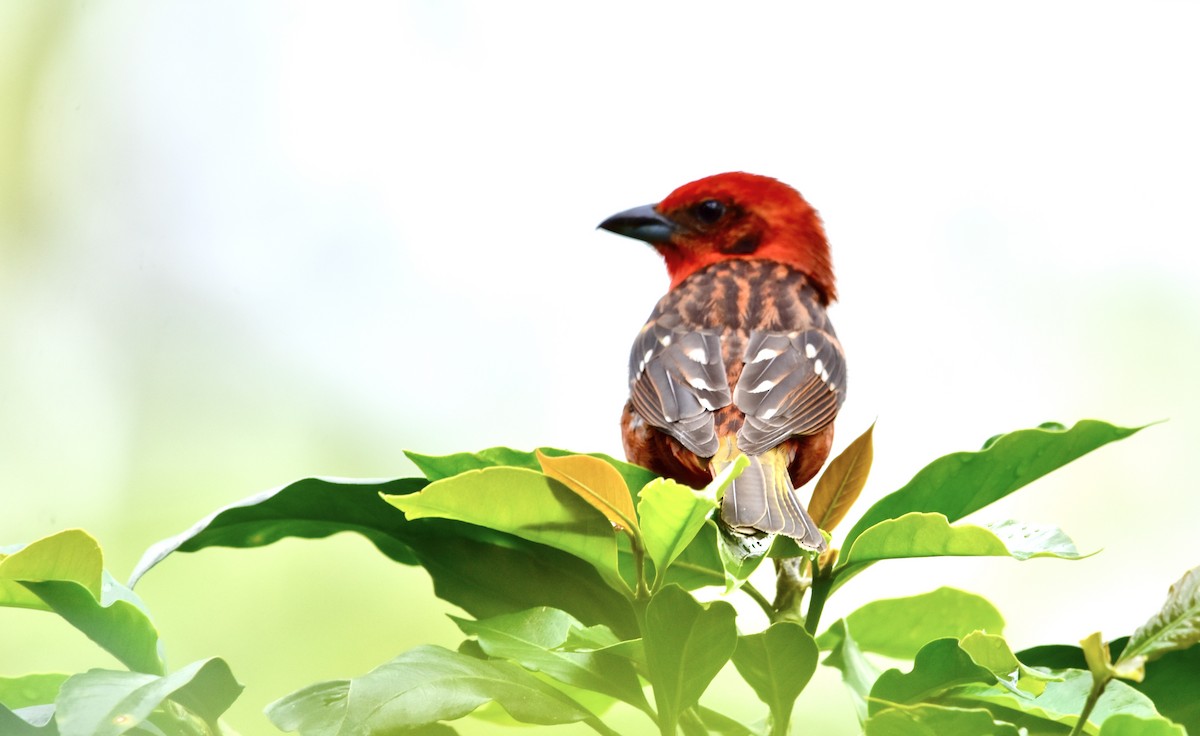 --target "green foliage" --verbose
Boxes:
[450,608,648,710]
[1064,564,1200,736]
[2,530,164,676]
[840,420,1142,554]
[6,419,1199,735]
[1020,639,1200,734]
[55,659,242,736]
[264,646,608,735]
[384,467,625,588]
[864,704,1020,736]
[636,477,721,587]
[839,513,1088,574]
[818,587,1005,660]
[1119,565,1200,670]
[731,623,818,736]
[0,530,242,734]
[643,585,738,734]
[1097,714,1187,736]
